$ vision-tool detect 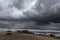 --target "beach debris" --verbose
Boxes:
[50,34,55,37]
[6,31,12,35]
